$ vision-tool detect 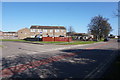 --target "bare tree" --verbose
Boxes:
[68,26,75,36]
[88,15,112,40]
